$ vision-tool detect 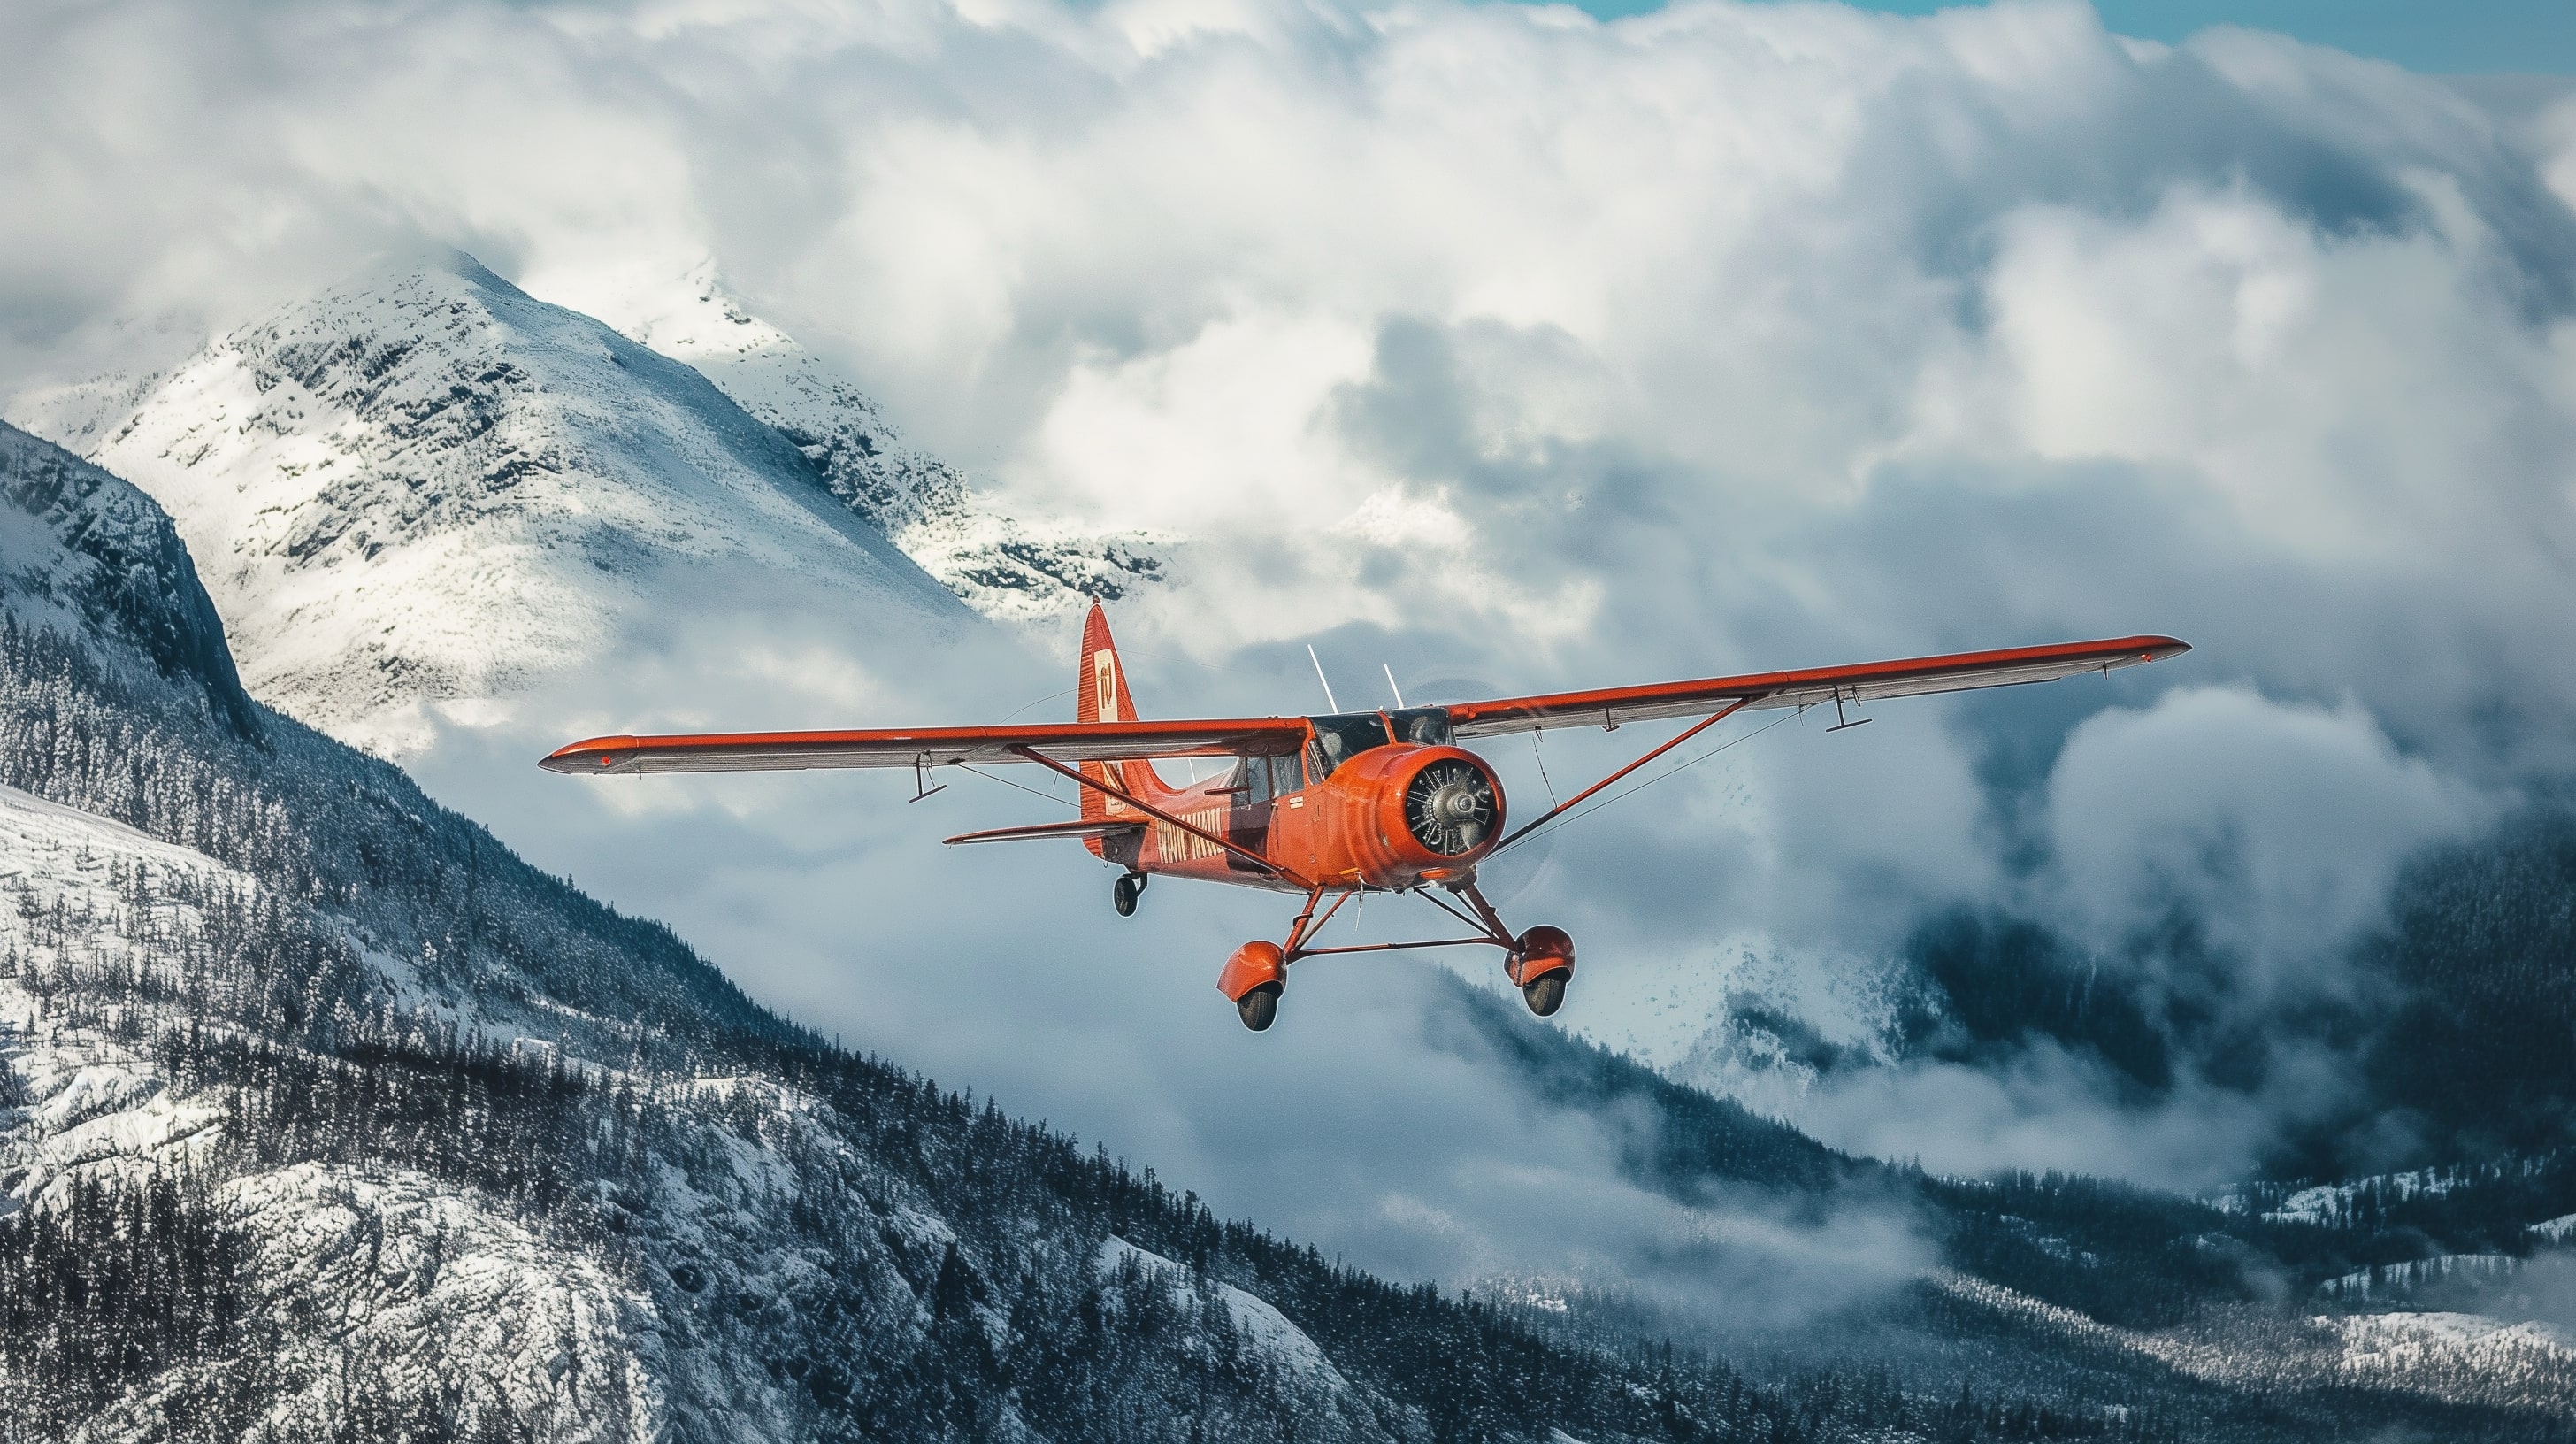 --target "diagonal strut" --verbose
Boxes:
[1008,745,1310,888]
[1487,694,1764,855]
